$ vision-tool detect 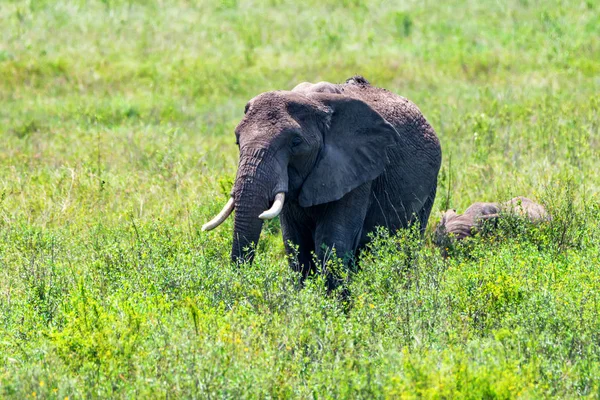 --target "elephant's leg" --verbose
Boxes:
[280,205,316,280]
[313,182,372,289]
[417,184,437,235]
